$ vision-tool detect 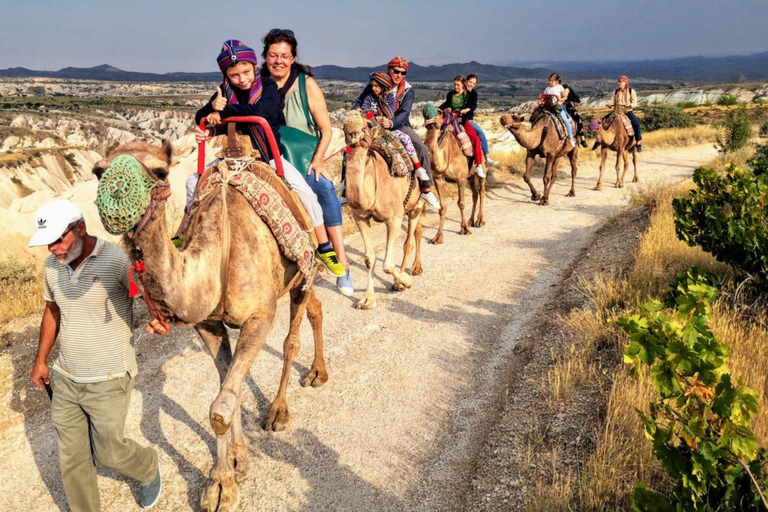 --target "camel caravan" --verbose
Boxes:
[28,33,646,512]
